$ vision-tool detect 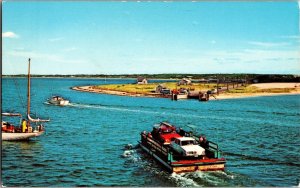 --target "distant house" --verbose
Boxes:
[137,76,148,84]
[156,84,170,94]
[156,84,165,93]
[178,78,192,86]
